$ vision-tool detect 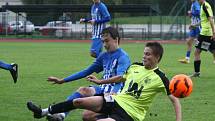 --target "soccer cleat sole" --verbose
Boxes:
[27,101,43,119]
